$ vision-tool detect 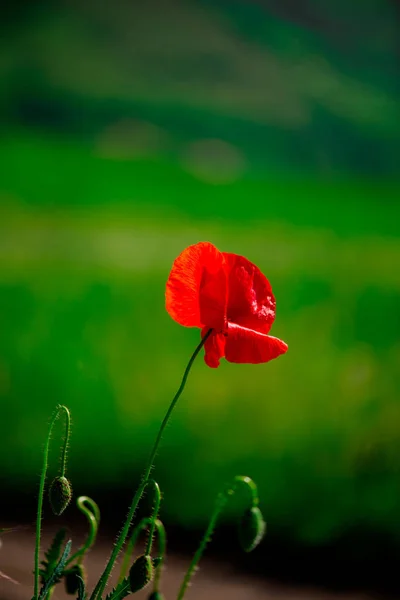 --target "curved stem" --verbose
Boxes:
[119,518,148,583]
[177,475,259,600]
[152,519,166,592]
[118,518,148,584]
[118,517,166,585]
[66,496,100,566]
[90,330,212,600]
[117,479,160,582]
[230,476,259,506]
[145,480,161,556]
[59,407,71,477]
[34,404,71,600]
